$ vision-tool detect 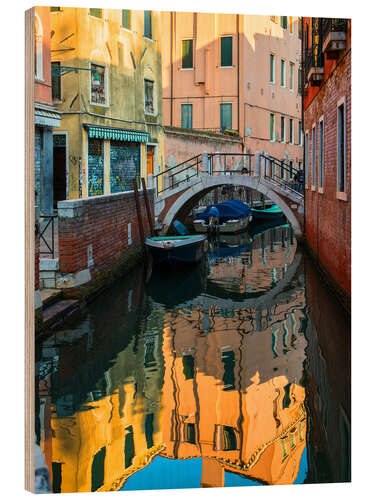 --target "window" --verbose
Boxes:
[144,11,152,39]
[312,125,316,187]
[214,425,239,451]
[144,79,155,114]
[91,447,106,491]
[289,160,294,179]
[298,121,302,145]
[51,62,61,100]
[50,7,61,12]
[90,63,106,105]
[319,118,324,189]
[89,8,102,18]
[124,426,135,468]
[222,350,235,391]
[183,423,196,444]
[281,59,286,87]
[281,116,286,143]
[182,39,193,69]
[305,132,309,186]
[220,103,232,131]
[221,36,233,67]
[181,104,192,129]
[298,68,302,94]
[270,54,275,83]
[281,16,288,29]
[122,10,131,29]
[337,101,346,193]
[182,354,194,379]
[145,413,154,449]
[289,119,294,144]
[270,113,275,141]
[289,62,295,91]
